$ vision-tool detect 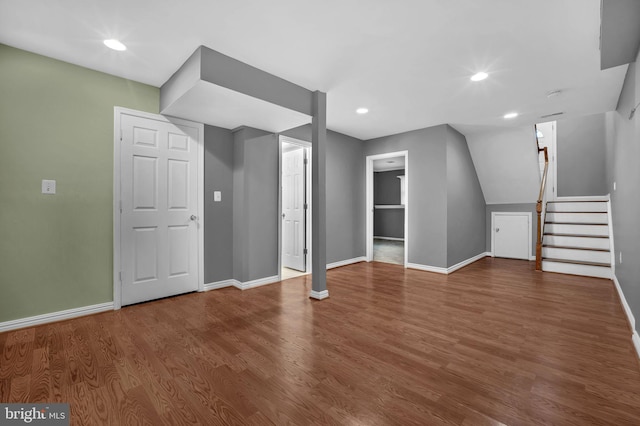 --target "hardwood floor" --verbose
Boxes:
[2,258,640,425]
